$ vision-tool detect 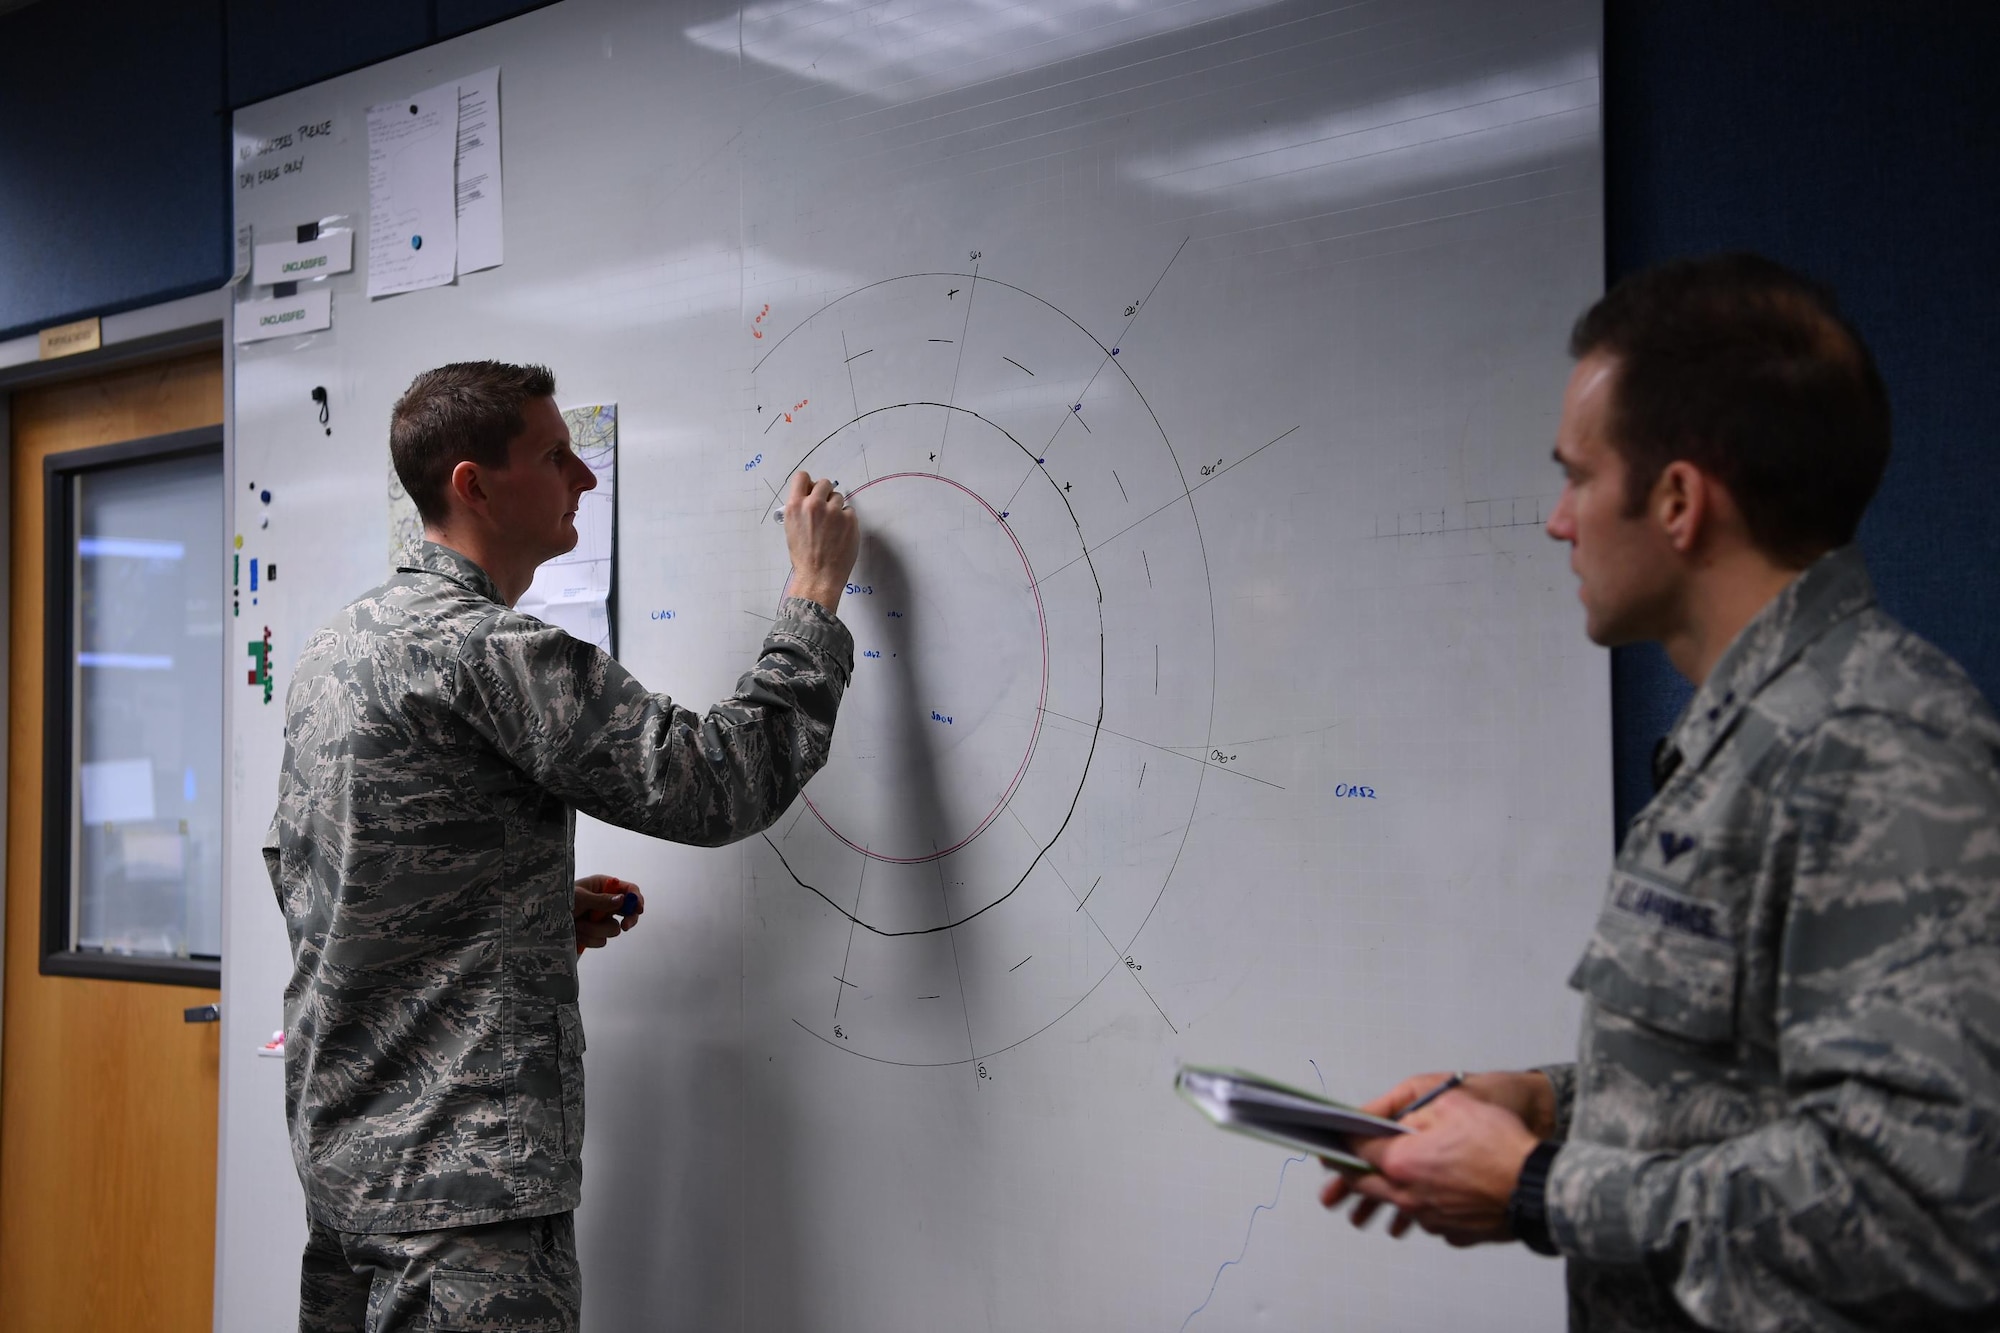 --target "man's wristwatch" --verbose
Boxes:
[1506,1140,1562,1256]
